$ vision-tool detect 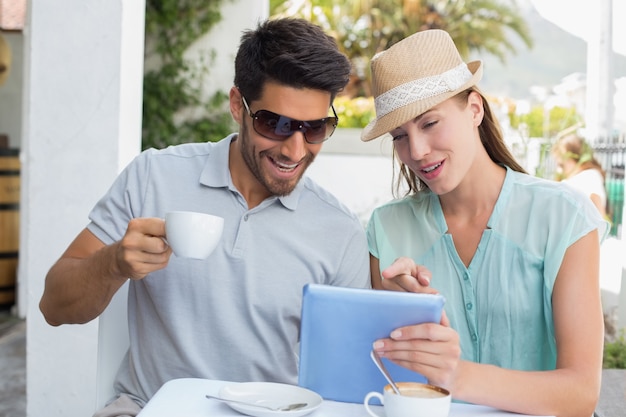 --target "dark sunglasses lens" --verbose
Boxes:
[303,120,328,143]
[253,110,336,143]
[254,111,290,140]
